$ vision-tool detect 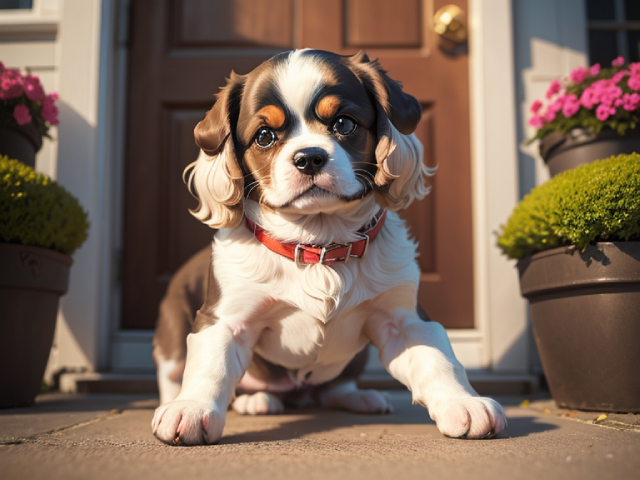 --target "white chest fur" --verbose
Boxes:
[211,210,421,384]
